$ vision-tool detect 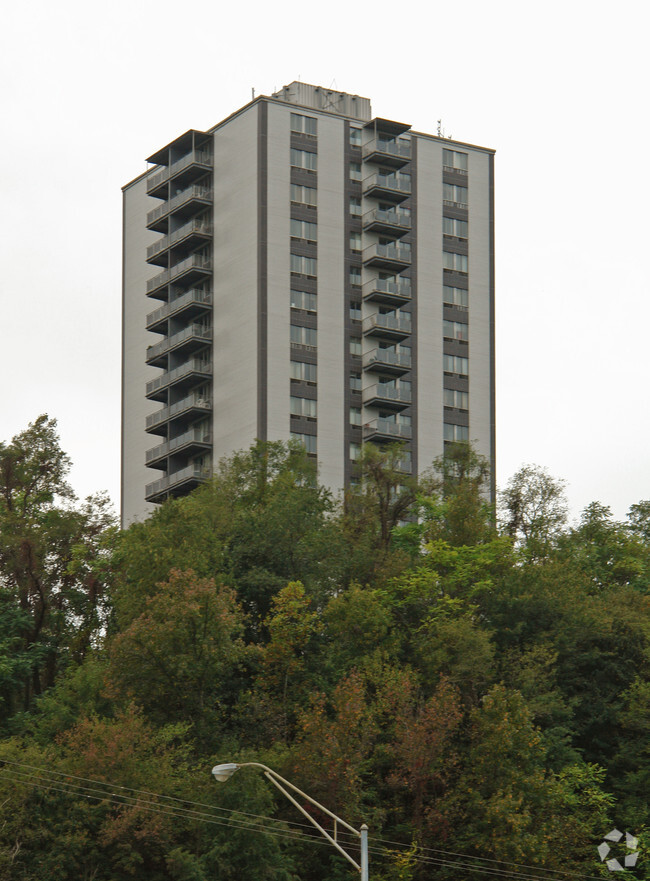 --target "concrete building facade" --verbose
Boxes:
[121,83,495,525]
